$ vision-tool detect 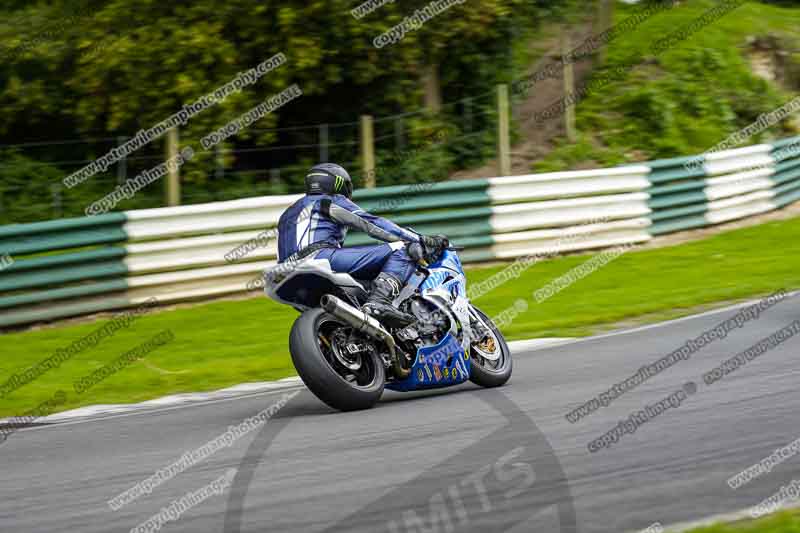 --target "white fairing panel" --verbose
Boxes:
[263,256,366,310]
